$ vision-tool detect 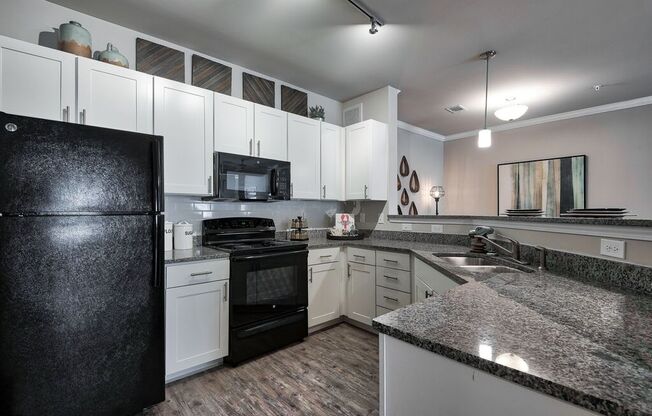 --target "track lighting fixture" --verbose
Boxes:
[347,0,384,35]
